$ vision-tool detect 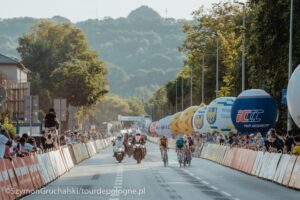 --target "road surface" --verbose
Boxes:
[23,142,299,200]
